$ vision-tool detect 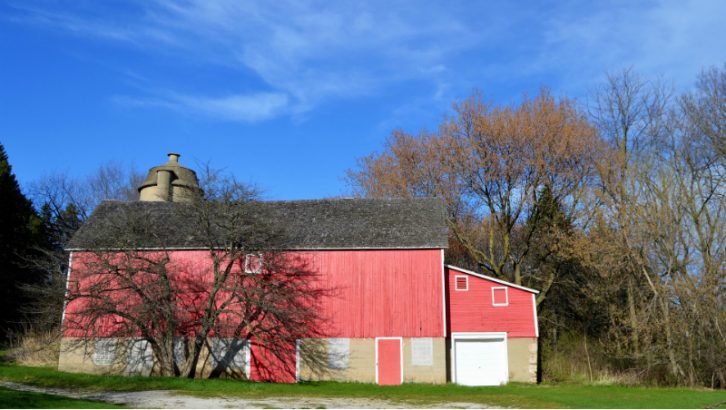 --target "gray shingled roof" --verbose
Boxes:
[66,198,449,250]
